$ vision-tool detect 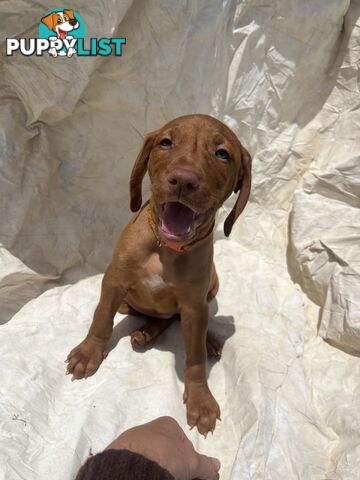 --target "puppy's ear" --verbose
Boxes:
[64,9,75,20]
[129,130,159,212]
[41,12,58,31]
[223,146,252,237]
